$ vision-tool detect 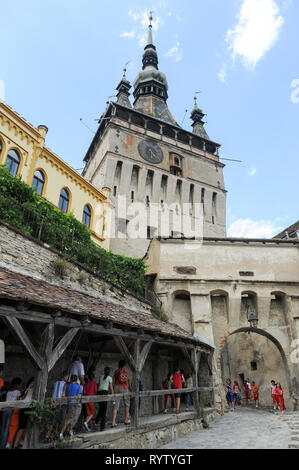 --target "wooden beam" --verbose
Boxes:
[48,328,79,372]
[113,336,137,371]
[3,316,43,369]
[138,341,153,374]
[180,346,195,373]
[24,323,55,449]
